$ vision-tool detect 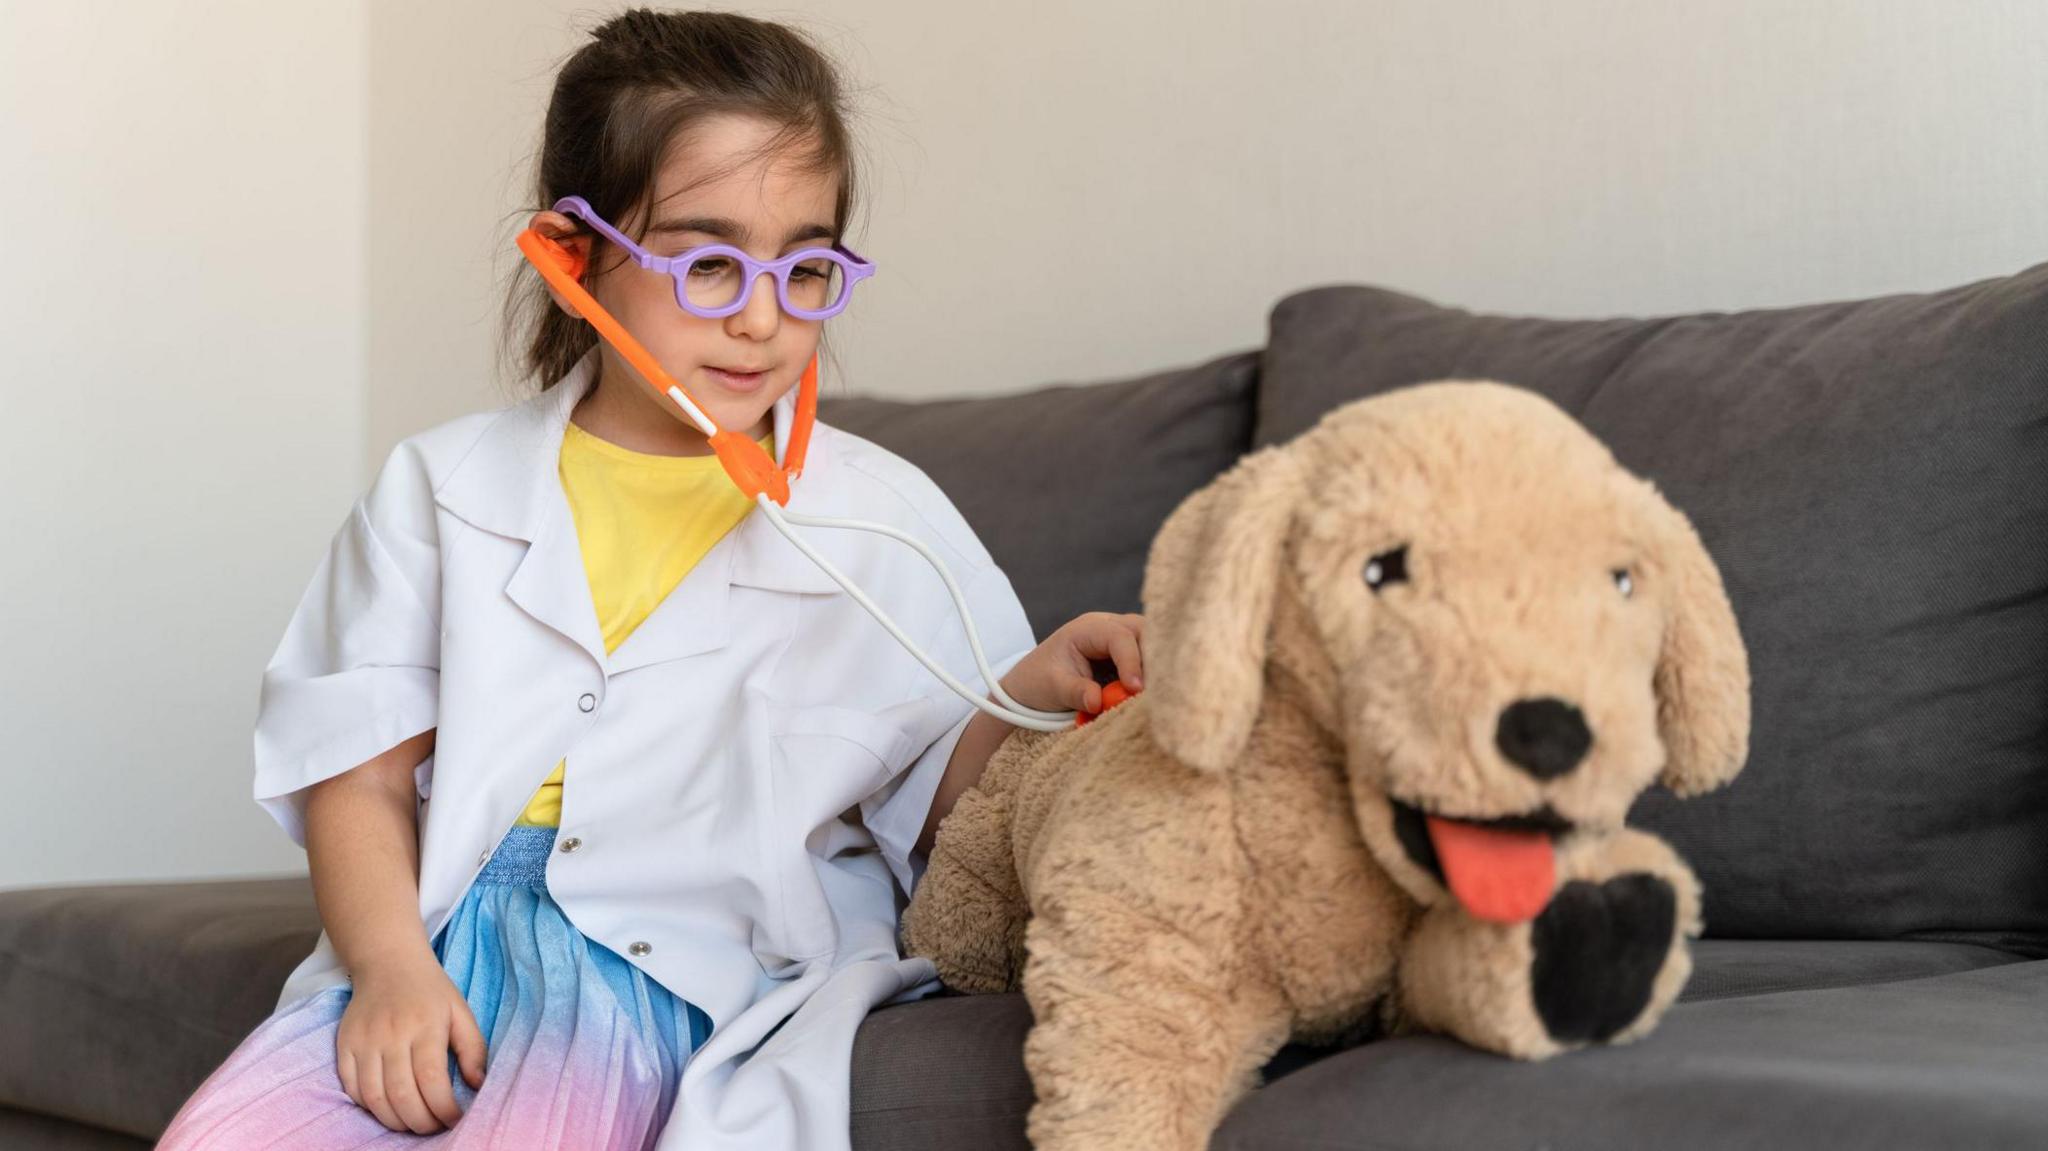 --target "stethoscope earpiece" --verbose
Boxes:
[523,229,587,281]
[540,234,586,282]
